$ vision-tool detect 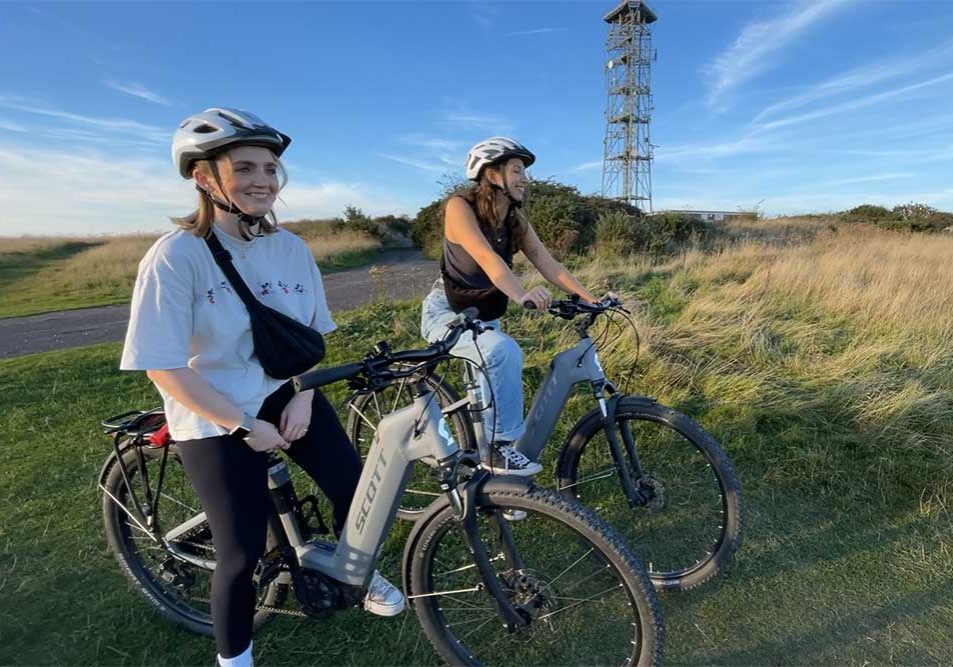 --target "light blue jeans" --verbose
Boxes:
[420,280,525,443]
